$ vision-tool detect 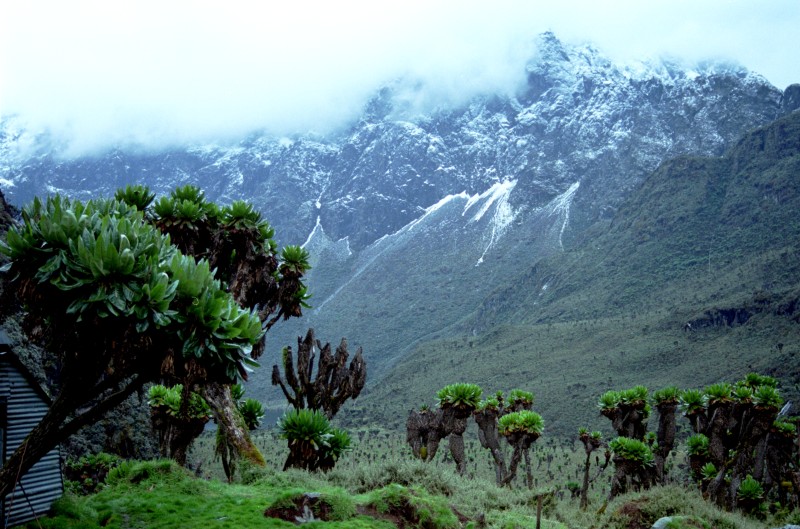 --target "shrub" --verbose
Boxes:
[64,452,122,495]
